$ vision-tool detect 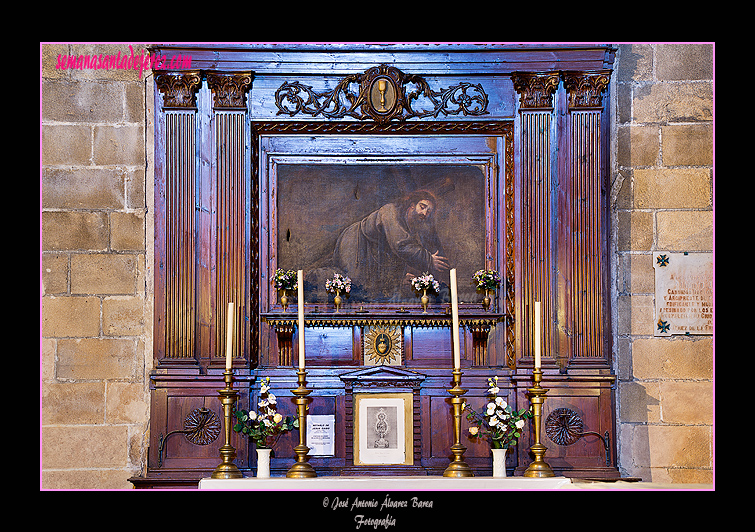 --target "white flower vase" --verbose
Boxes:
[256,448,271,478]
[491,448,507,477]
